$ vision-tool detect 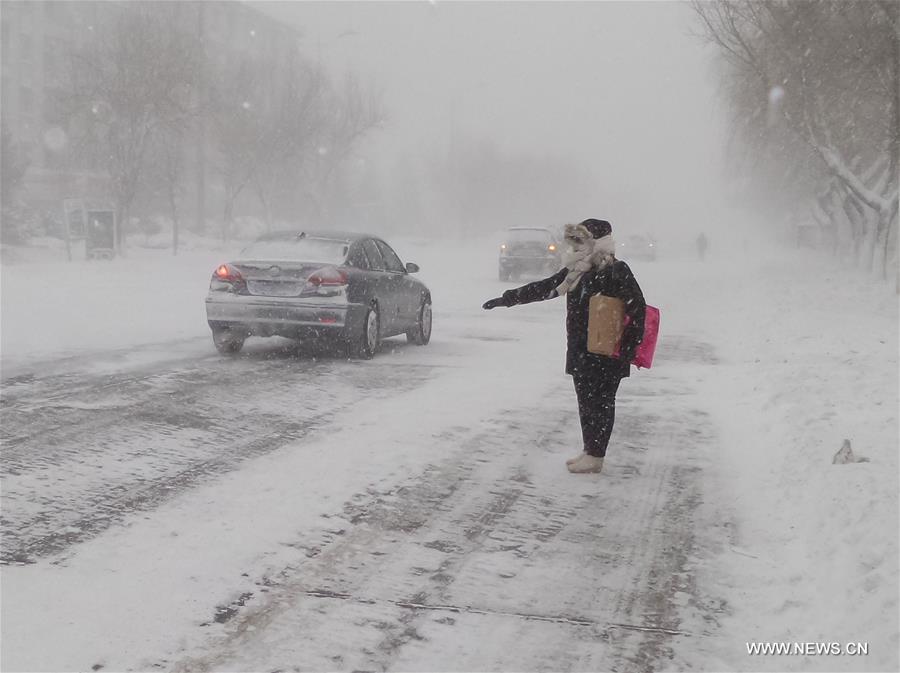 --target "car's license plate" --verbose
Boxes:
[247,281,302,297]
